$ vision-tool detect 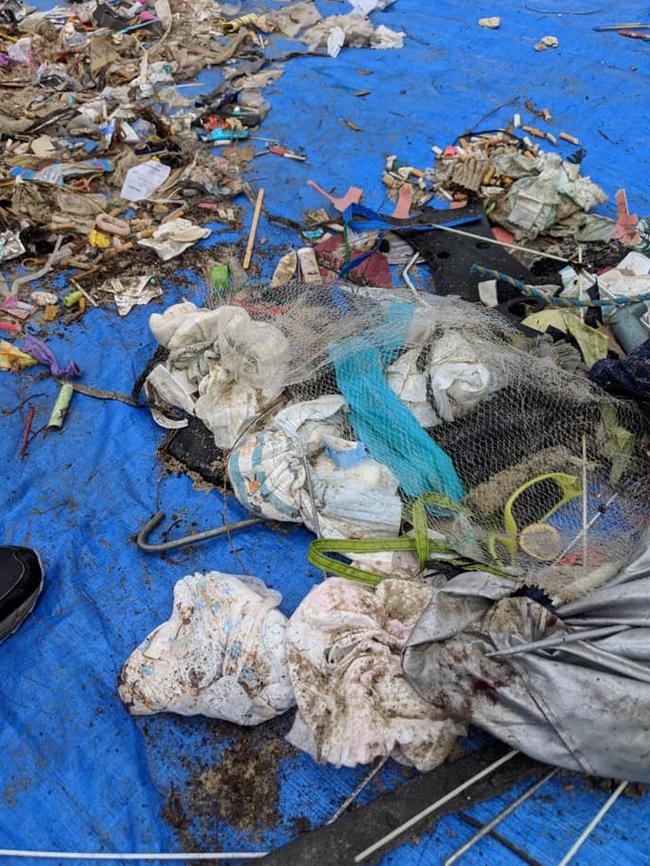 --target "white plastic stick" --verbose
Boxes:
[426,222,570,263]
[556,780,628,866]
[445,768,558,865]
[354,750,519,862]
[327,756,389,825]
[581,434,588,573]
[0,850,266,861]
